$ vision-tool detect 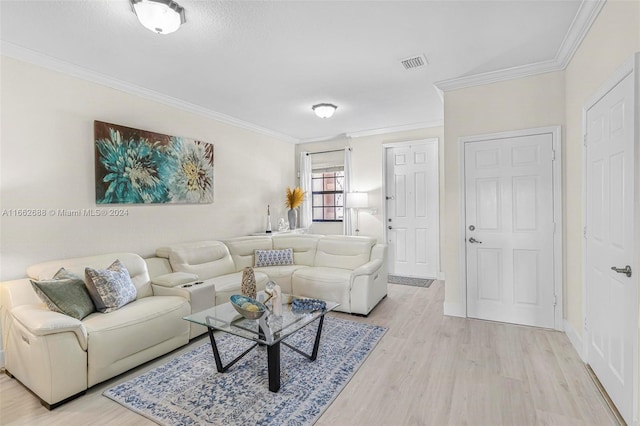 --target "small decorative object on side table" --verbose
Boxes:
[278,217,288,232]
[265,205,272,234]
[285,186,304,229]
